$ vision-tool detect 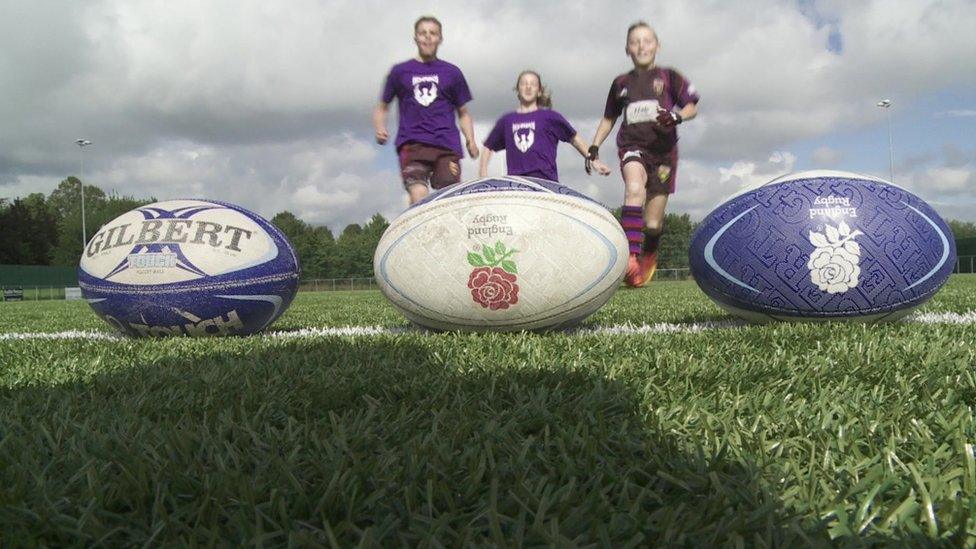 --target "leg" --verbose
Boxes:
[636,155,676,286]
[620,160,648,287]
[406,181,430,204]
[399,143,435,205]
[643,192,669,249]
[622,161,648,207]
[432,151,462,189]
